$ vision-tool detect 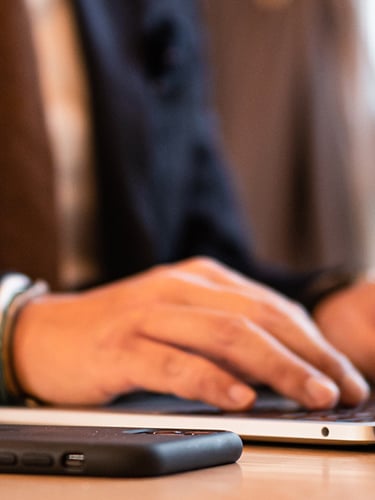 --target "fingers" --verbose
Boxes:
[105,337,256,411]
[231,298,369,407]
[133,304,346,409]
[154,269,369,406]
